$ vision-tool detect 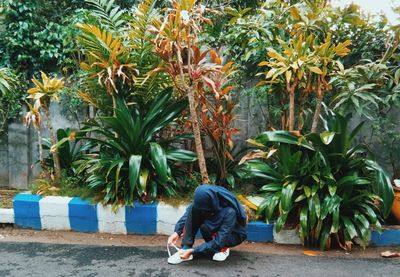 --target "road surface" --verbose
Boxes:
[0,241,399,277]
